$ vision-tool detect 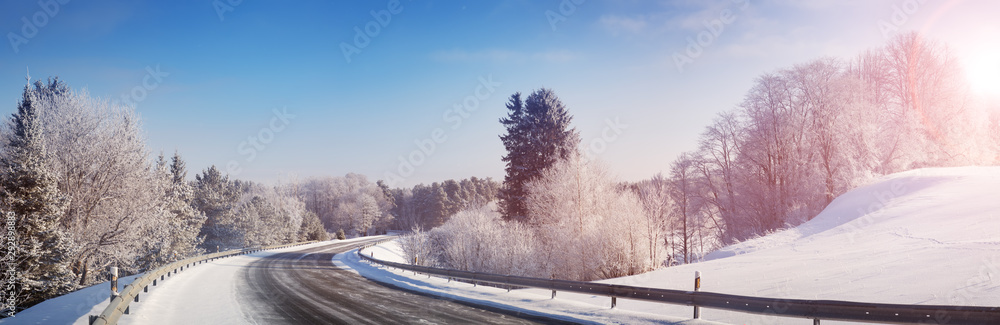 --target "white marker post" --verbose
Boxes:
[693,271,701,319]
[109,266,119,301]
